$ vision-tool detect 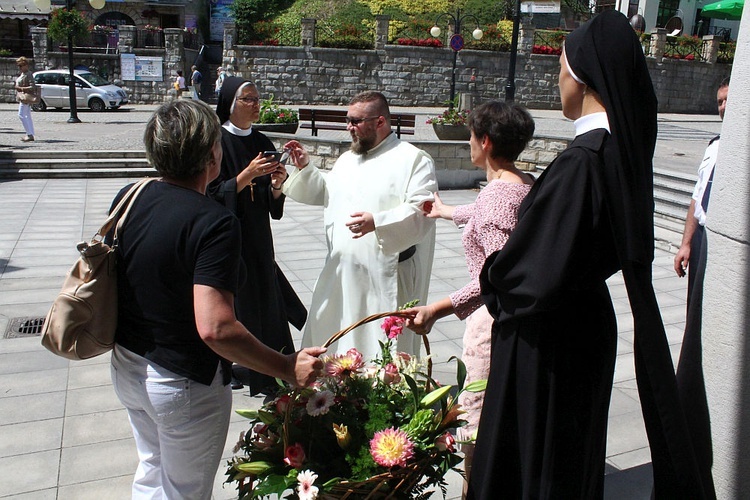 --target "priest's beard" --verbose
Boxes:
[350,132,377,155]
